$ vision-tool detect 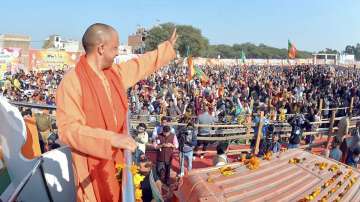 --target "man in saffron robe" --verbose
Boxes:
[56,23,177,202]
